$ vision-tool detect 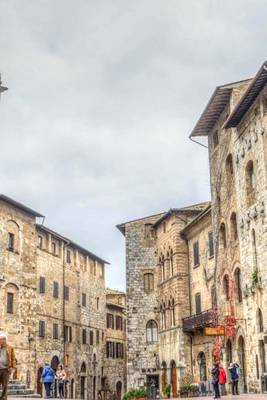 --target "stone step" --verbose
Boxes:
[8,384,27,390]
[0,389,35,395]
